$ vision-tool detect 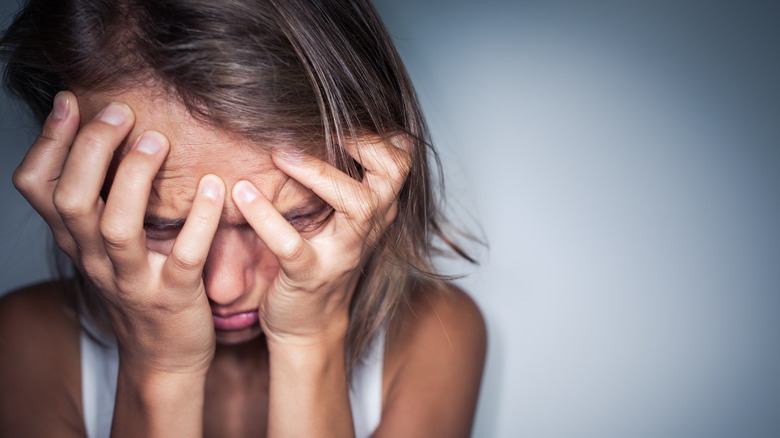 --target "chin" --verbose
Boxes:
[215,324,263,345]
